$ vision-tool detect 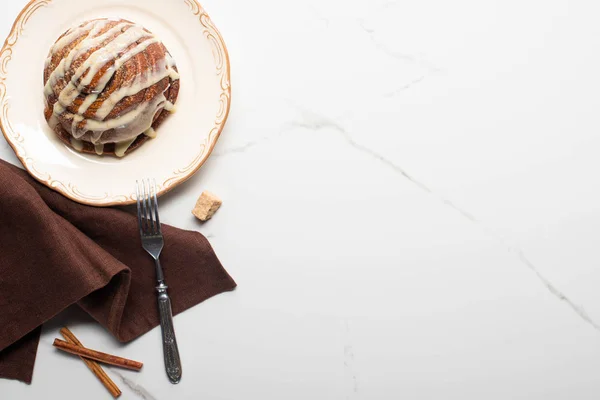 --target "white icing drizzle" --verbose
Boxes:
[43,20,97,72]
[45,19,179,149]
[71,114,84,136]
[94,58,170,120]
[163,101,176,113]
[144,127,157,138]
[82,92,167,144]
[56,27,155,113]
[165,53,180,80]
[74,37,160,115]
[48,114,60,130]
[44,20,115,97]
[78,93,99,114]
[114,137,137,157]
[50,20,95,54]
[70,138,84,151]
[94,143,104,155]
